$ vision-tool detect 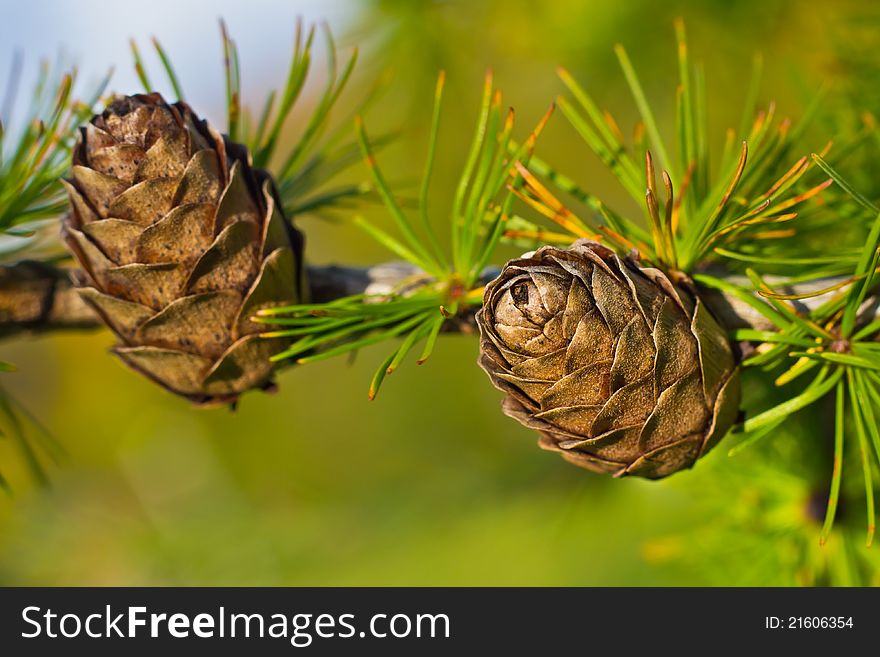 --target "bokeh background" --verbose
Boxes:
[1,0,878,585]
